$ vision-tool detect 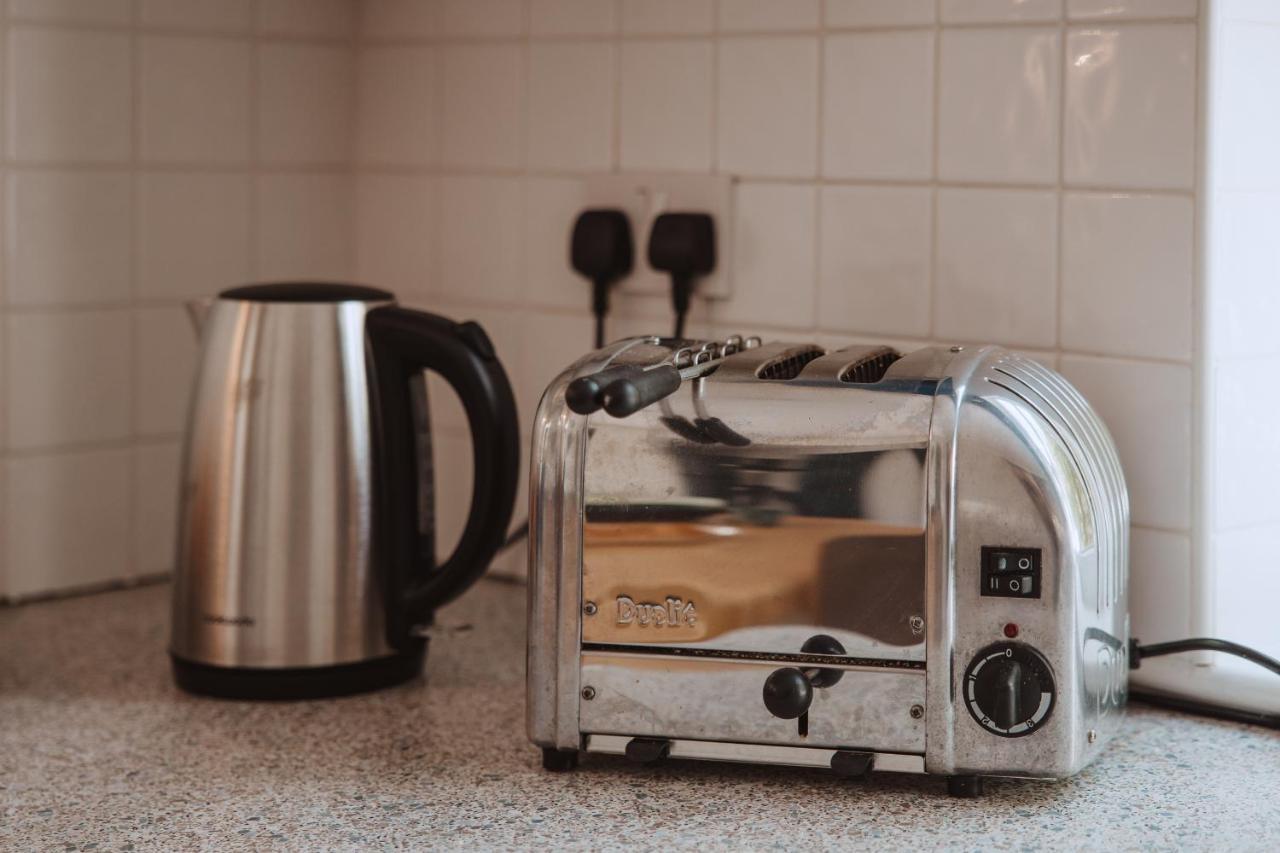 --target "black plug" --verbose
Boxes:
[647,212,715,339]
[571,209,633,348]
